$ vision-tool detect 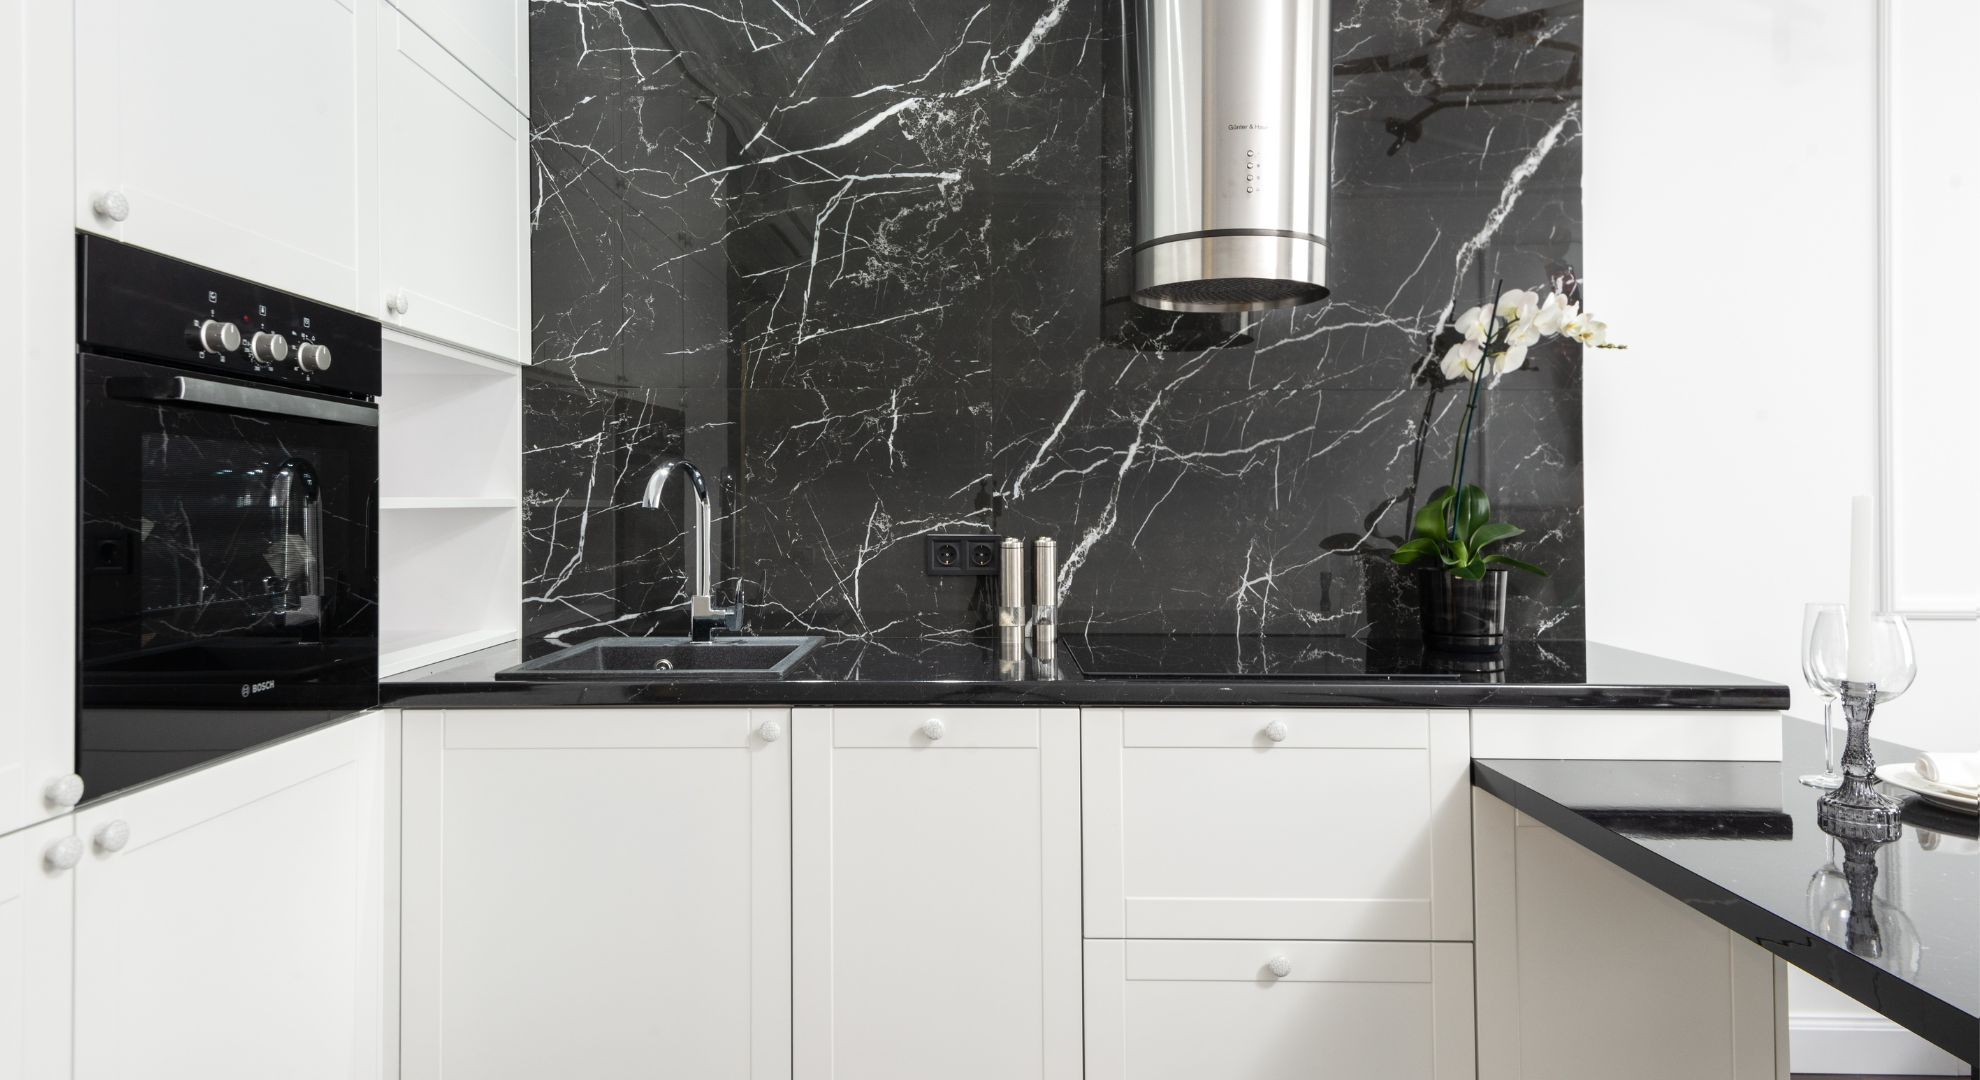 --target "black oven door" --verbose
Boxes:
[78,352,379,800]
